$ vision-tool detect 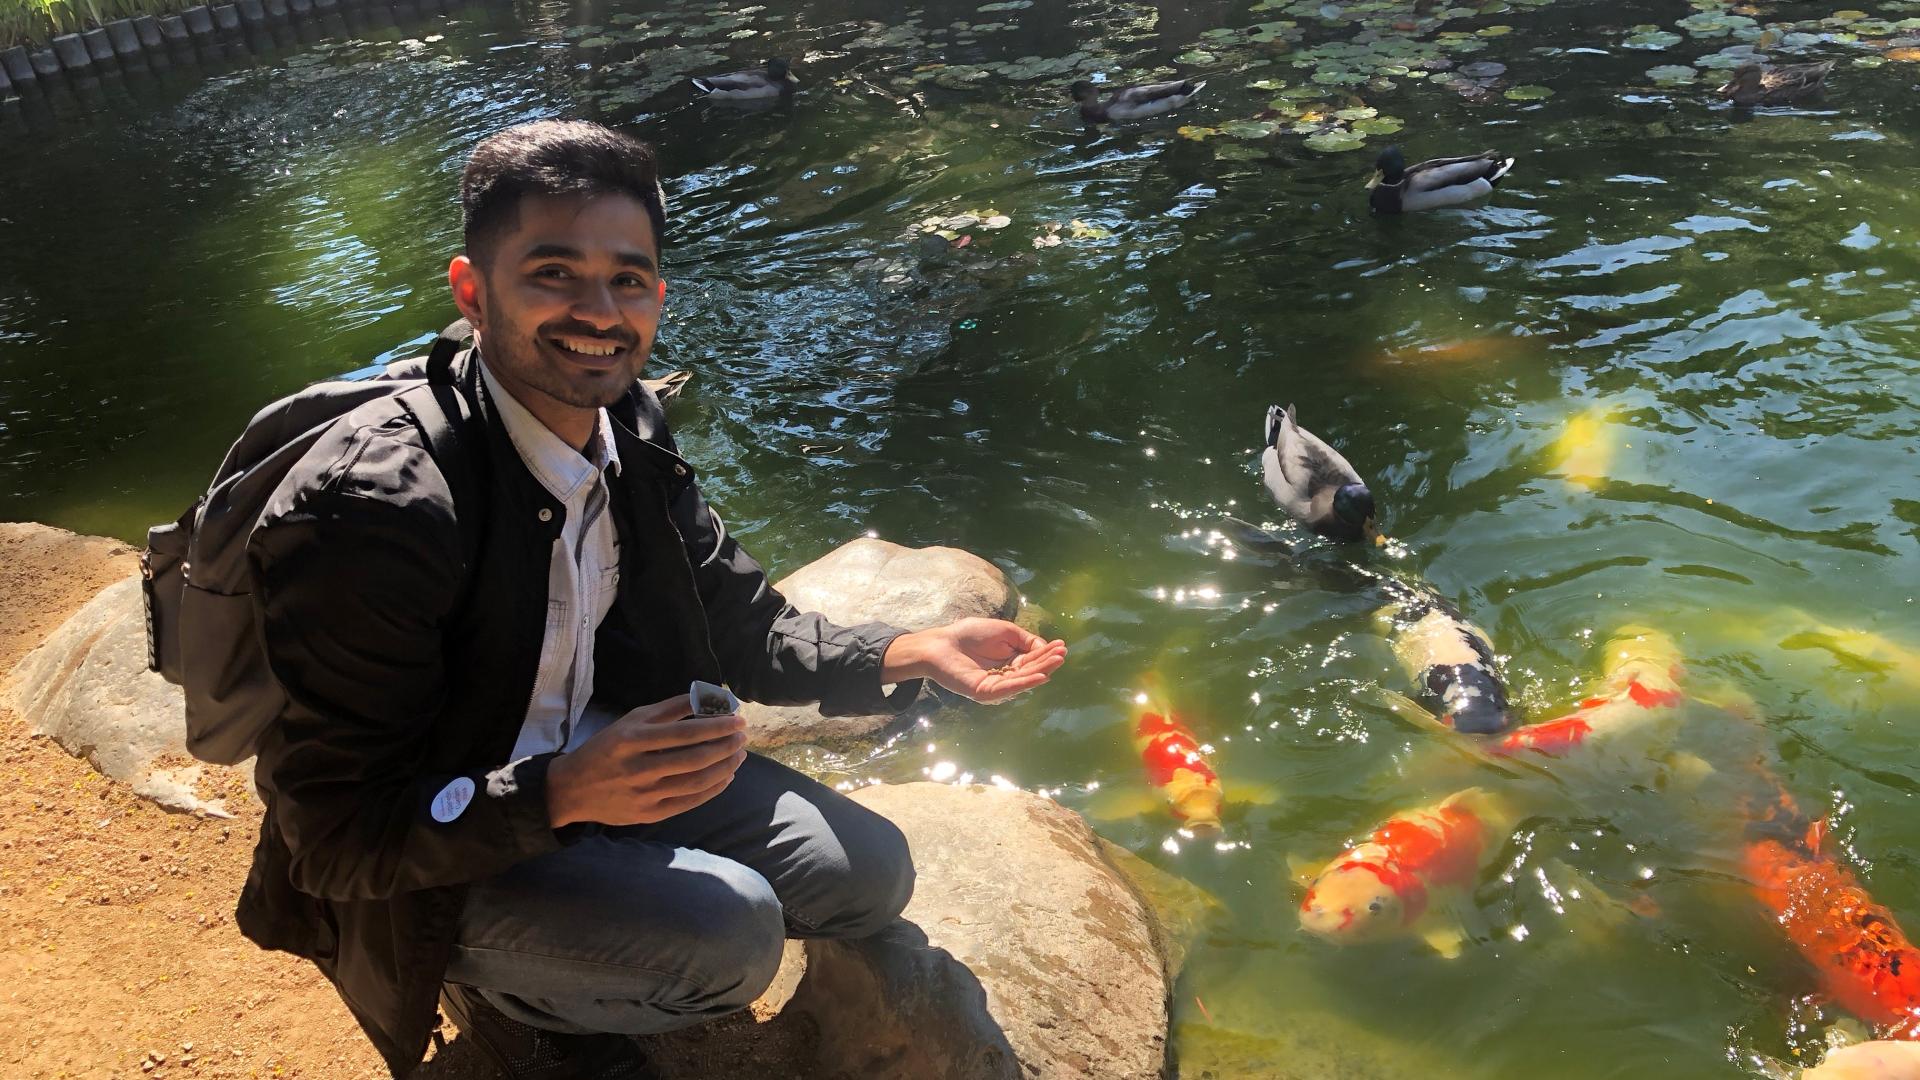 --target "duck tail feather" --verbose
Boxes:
[1488,157,1516,187]
[691,77,716,94]
[1265,404,1285,448]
